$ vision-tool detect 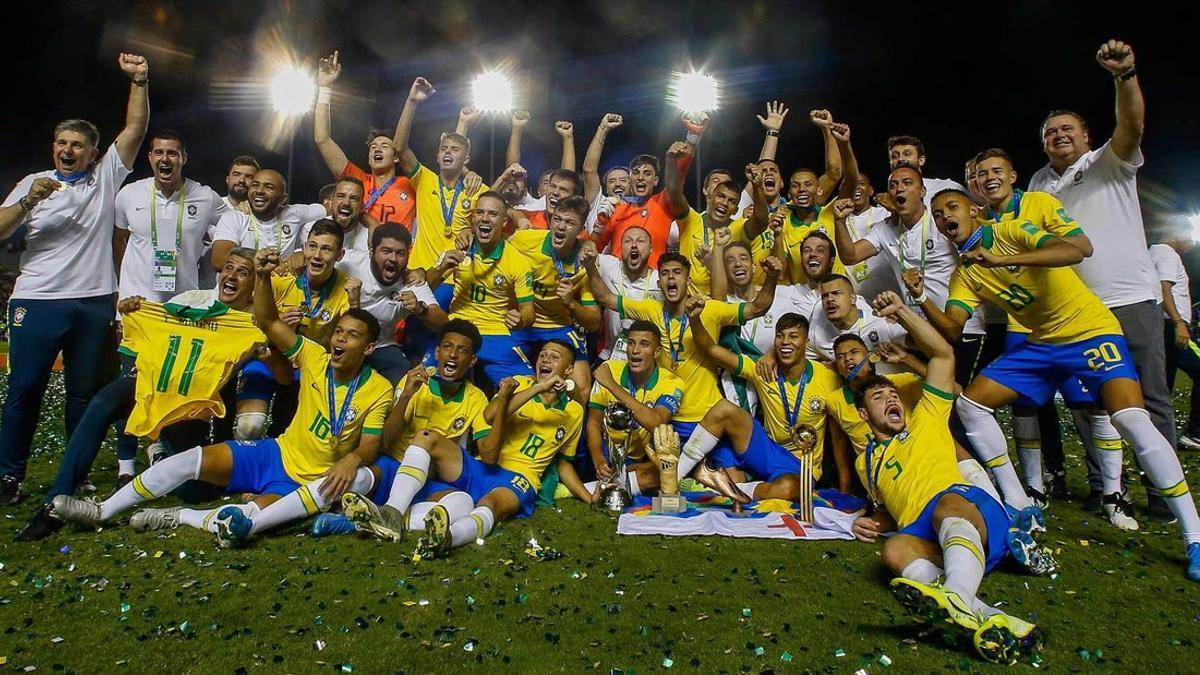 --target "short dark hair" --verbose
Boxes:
[307,218,345,249]
[1041,110,1089,137]
[604,166,630,181]
[341,307,382,343]
[833,333,868,353]
[336,175,366,193]
[229,155,260,172]
[149,130,187,153]
[889,163,925,184]
[819,273,855,289]
[724,240,753,257]
[371,222,411,250]
[887,135,926,158]
[629,154,660,176]
[776,312,809,334]
[657,251,691,273]
[53,119,100,147]
[790,168,819,182]
[439,318,483,355]
[542,339,578,363]
[973,147,1013,167]
[547,169,583,197]
[318,183,337,202]
[713,178,742,195]
[705,167,734,185]
[364,128,393,146]
[801,230,837,259]
[475,190,509,212]
[555,195,590,221]
[931,188,975,206]
[854,374,897,409]
[627,319,661,342]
